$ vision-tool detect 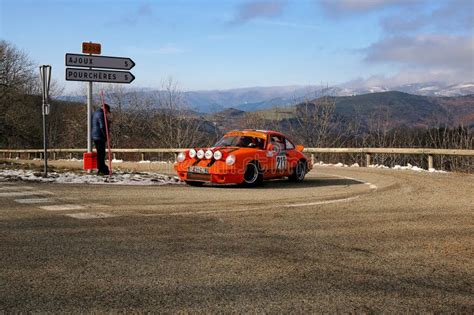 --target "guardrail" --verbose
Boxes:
[1,147,473,170]
[303,148,474,169]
